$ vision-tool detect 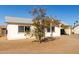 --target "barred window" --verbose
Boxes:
[18,26,30,32]
[18,26,24,32]
[25,26,30,32]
